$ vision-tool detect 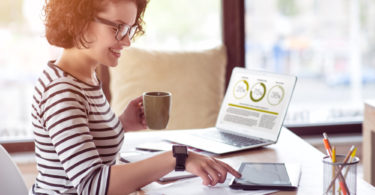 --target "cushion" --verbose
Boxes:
[109,46,227,130]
